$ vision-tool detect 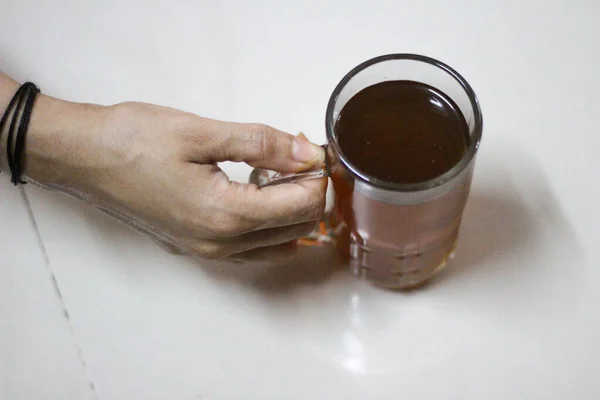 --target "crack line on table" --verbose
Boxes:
[20,187,101,400]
